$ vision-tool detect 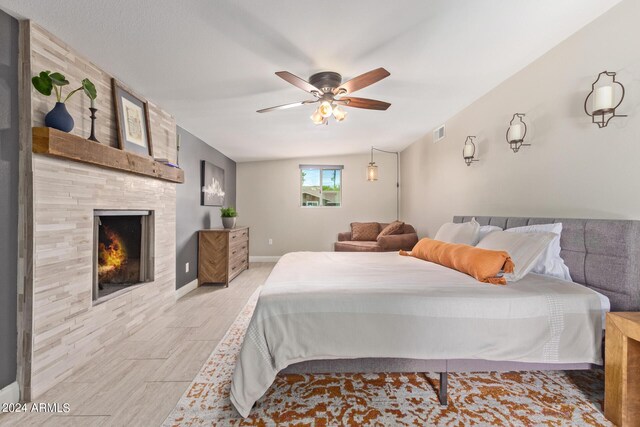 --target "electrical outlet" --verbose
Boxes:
[185,262,189,273]
[268,238,273,245]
